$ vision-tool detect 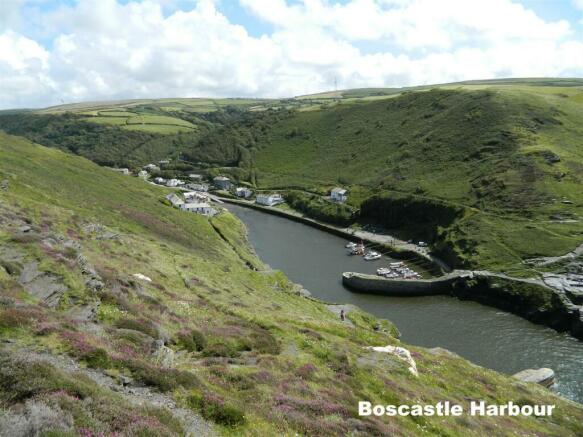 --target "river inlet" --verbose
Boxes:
[226,204,583,403]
